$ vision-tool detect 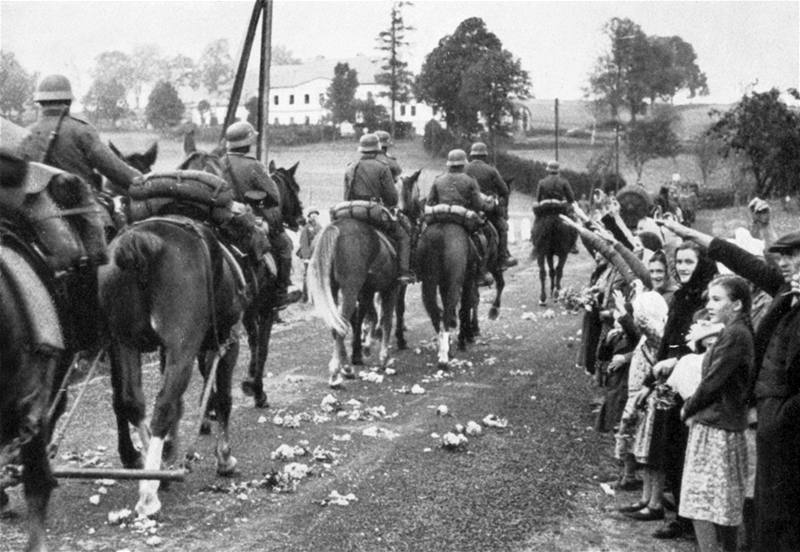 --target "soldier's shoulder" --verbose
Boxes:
[67,114,92,126]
